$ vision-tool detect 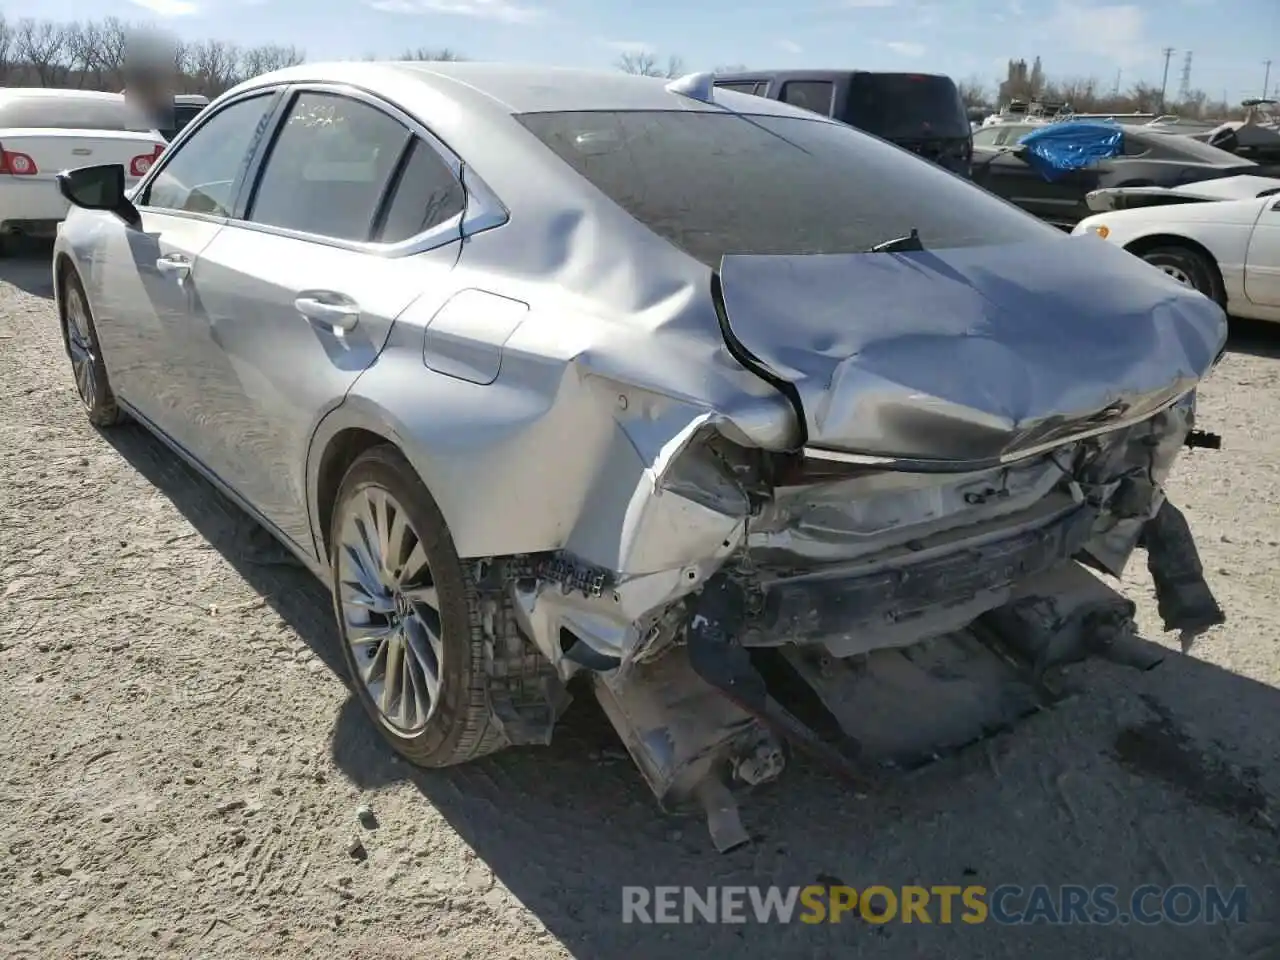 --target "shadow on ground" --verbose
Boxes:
[0,240,55,299]
[1228,316,1280,359]
[101,417,1280,960]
